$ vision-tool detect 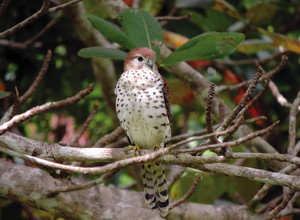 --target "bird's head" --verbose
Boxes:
[124,47,157,72]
